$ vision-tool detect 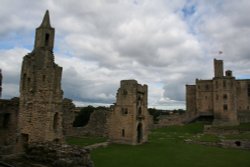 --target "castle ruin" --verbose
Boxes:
[18,10,64,143]
[186,59,250,125]
[108,80,150,145]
